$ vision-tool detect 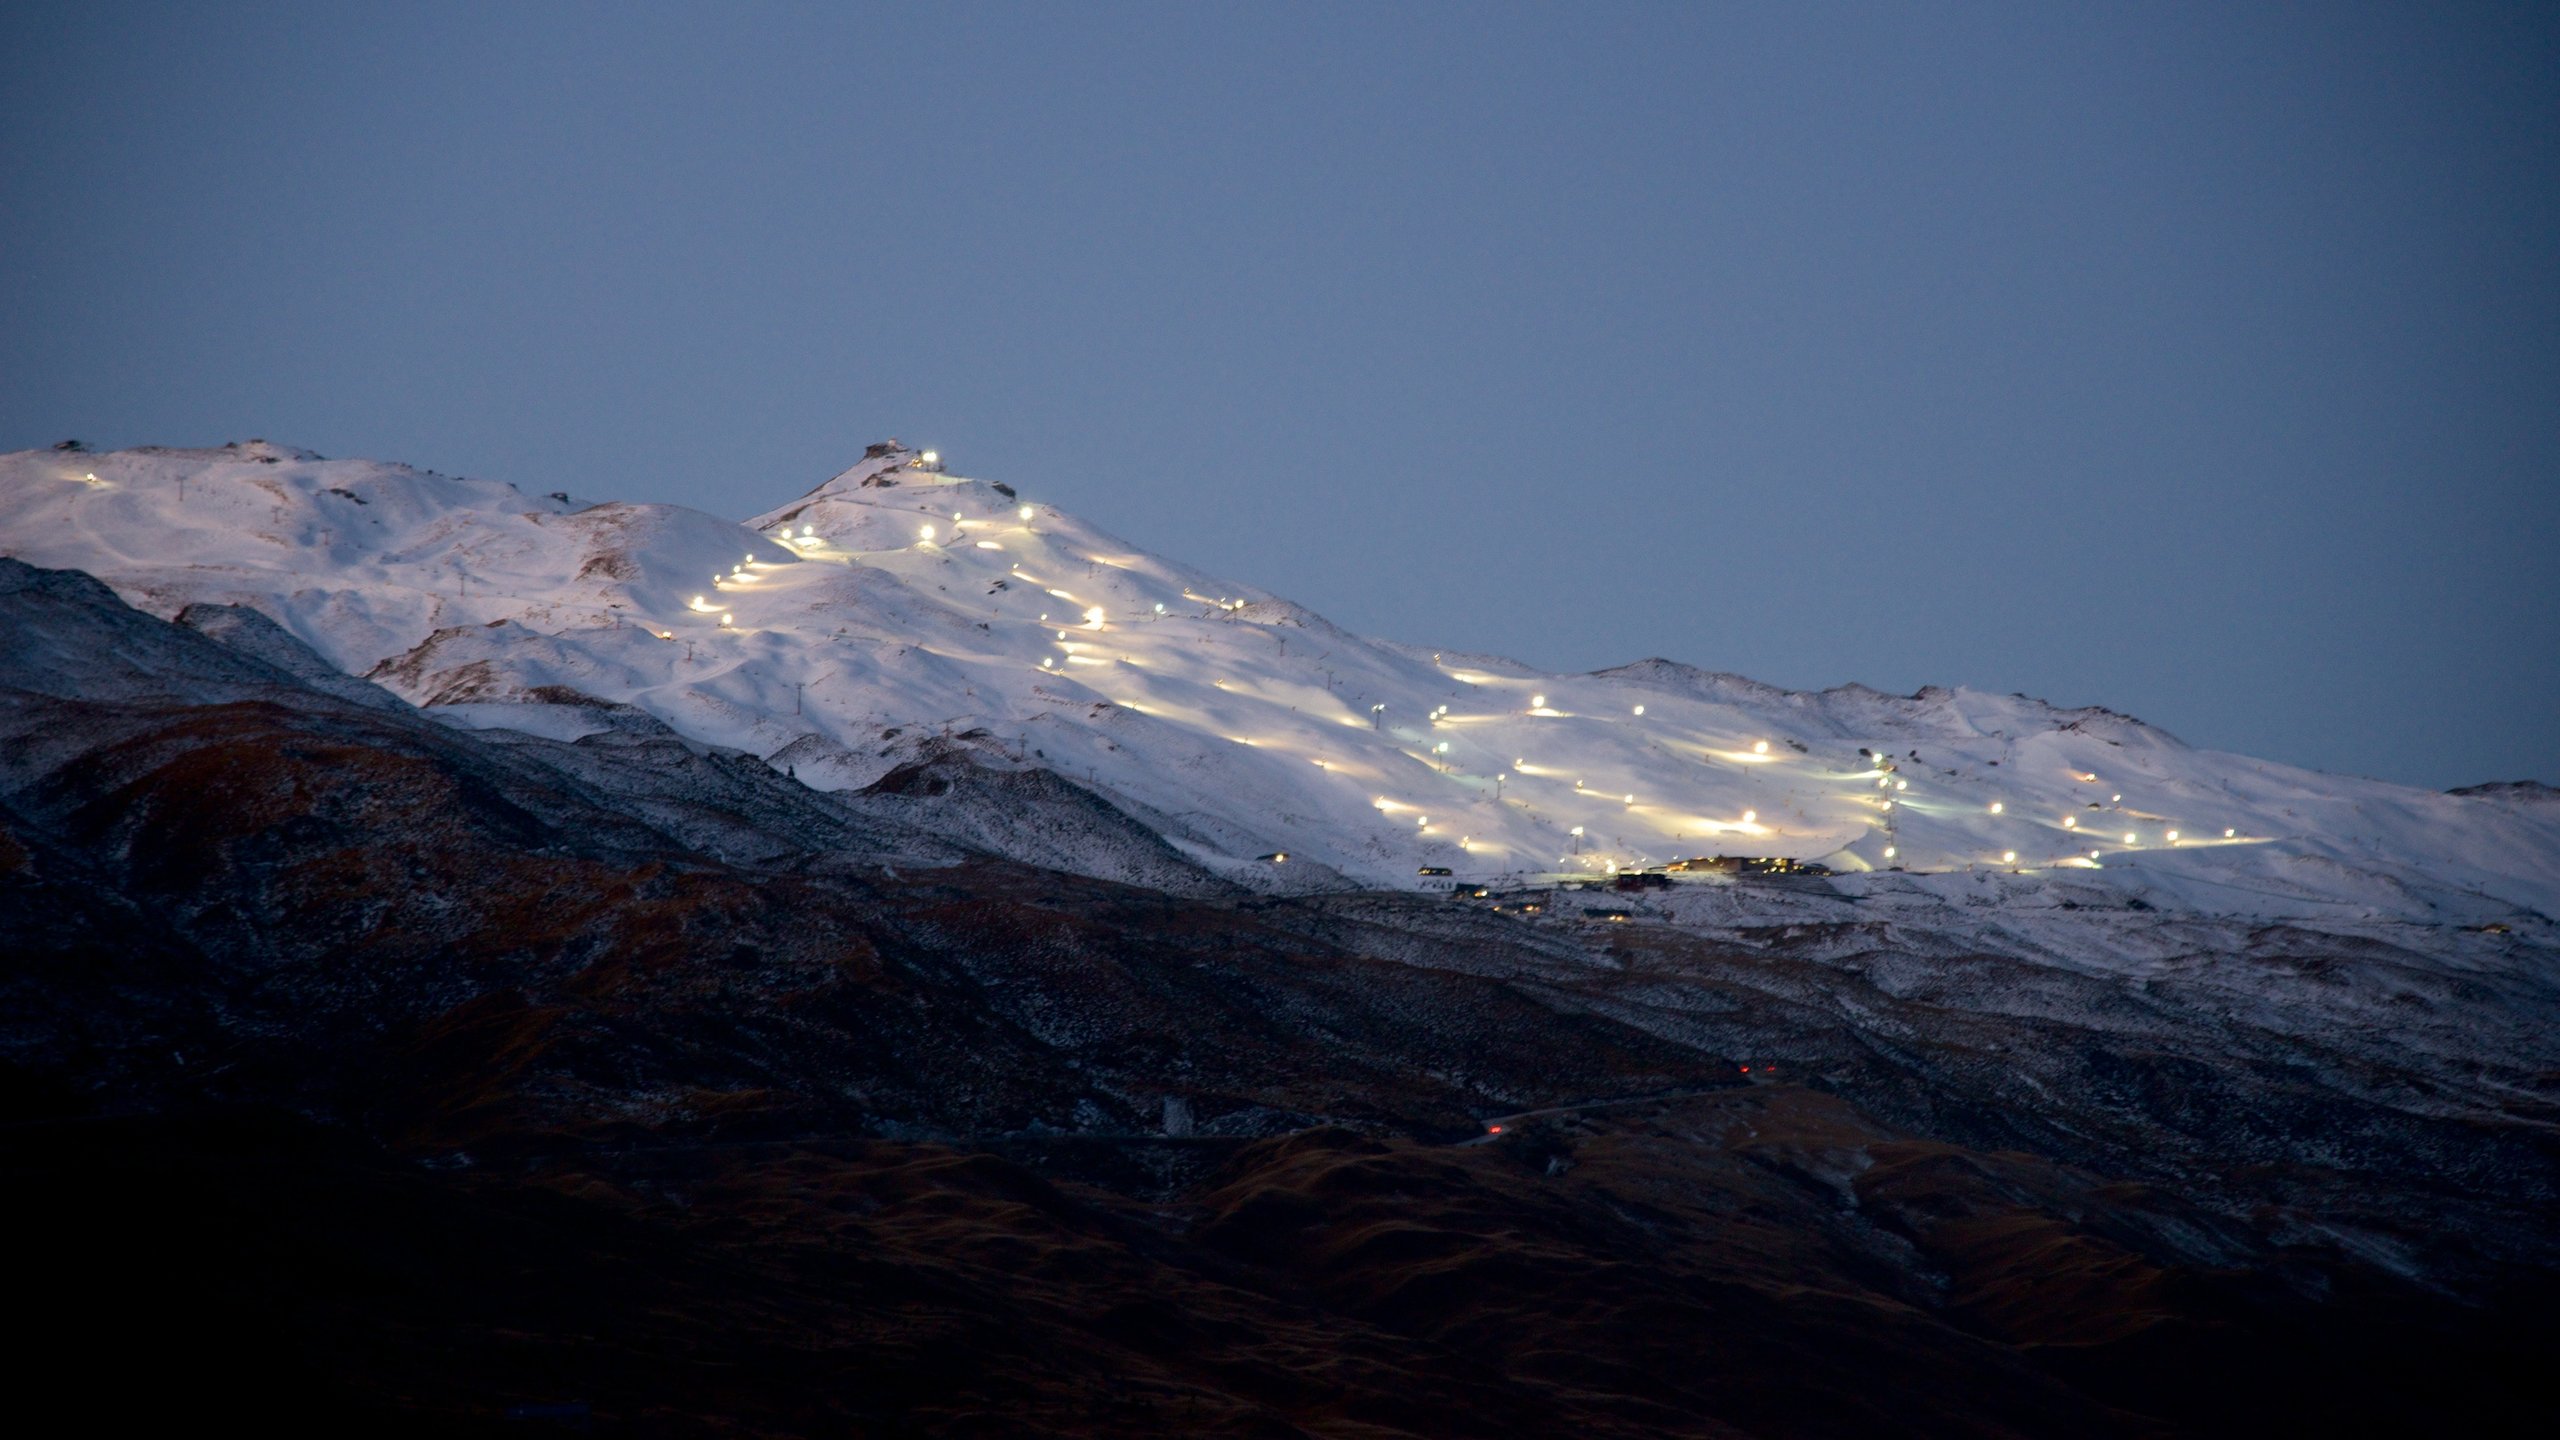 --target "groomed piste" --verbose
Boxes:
[5,438,2553,930]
